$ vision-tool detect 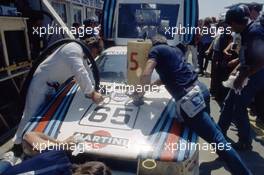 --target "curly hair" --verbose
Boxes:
[72,161,111,175]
